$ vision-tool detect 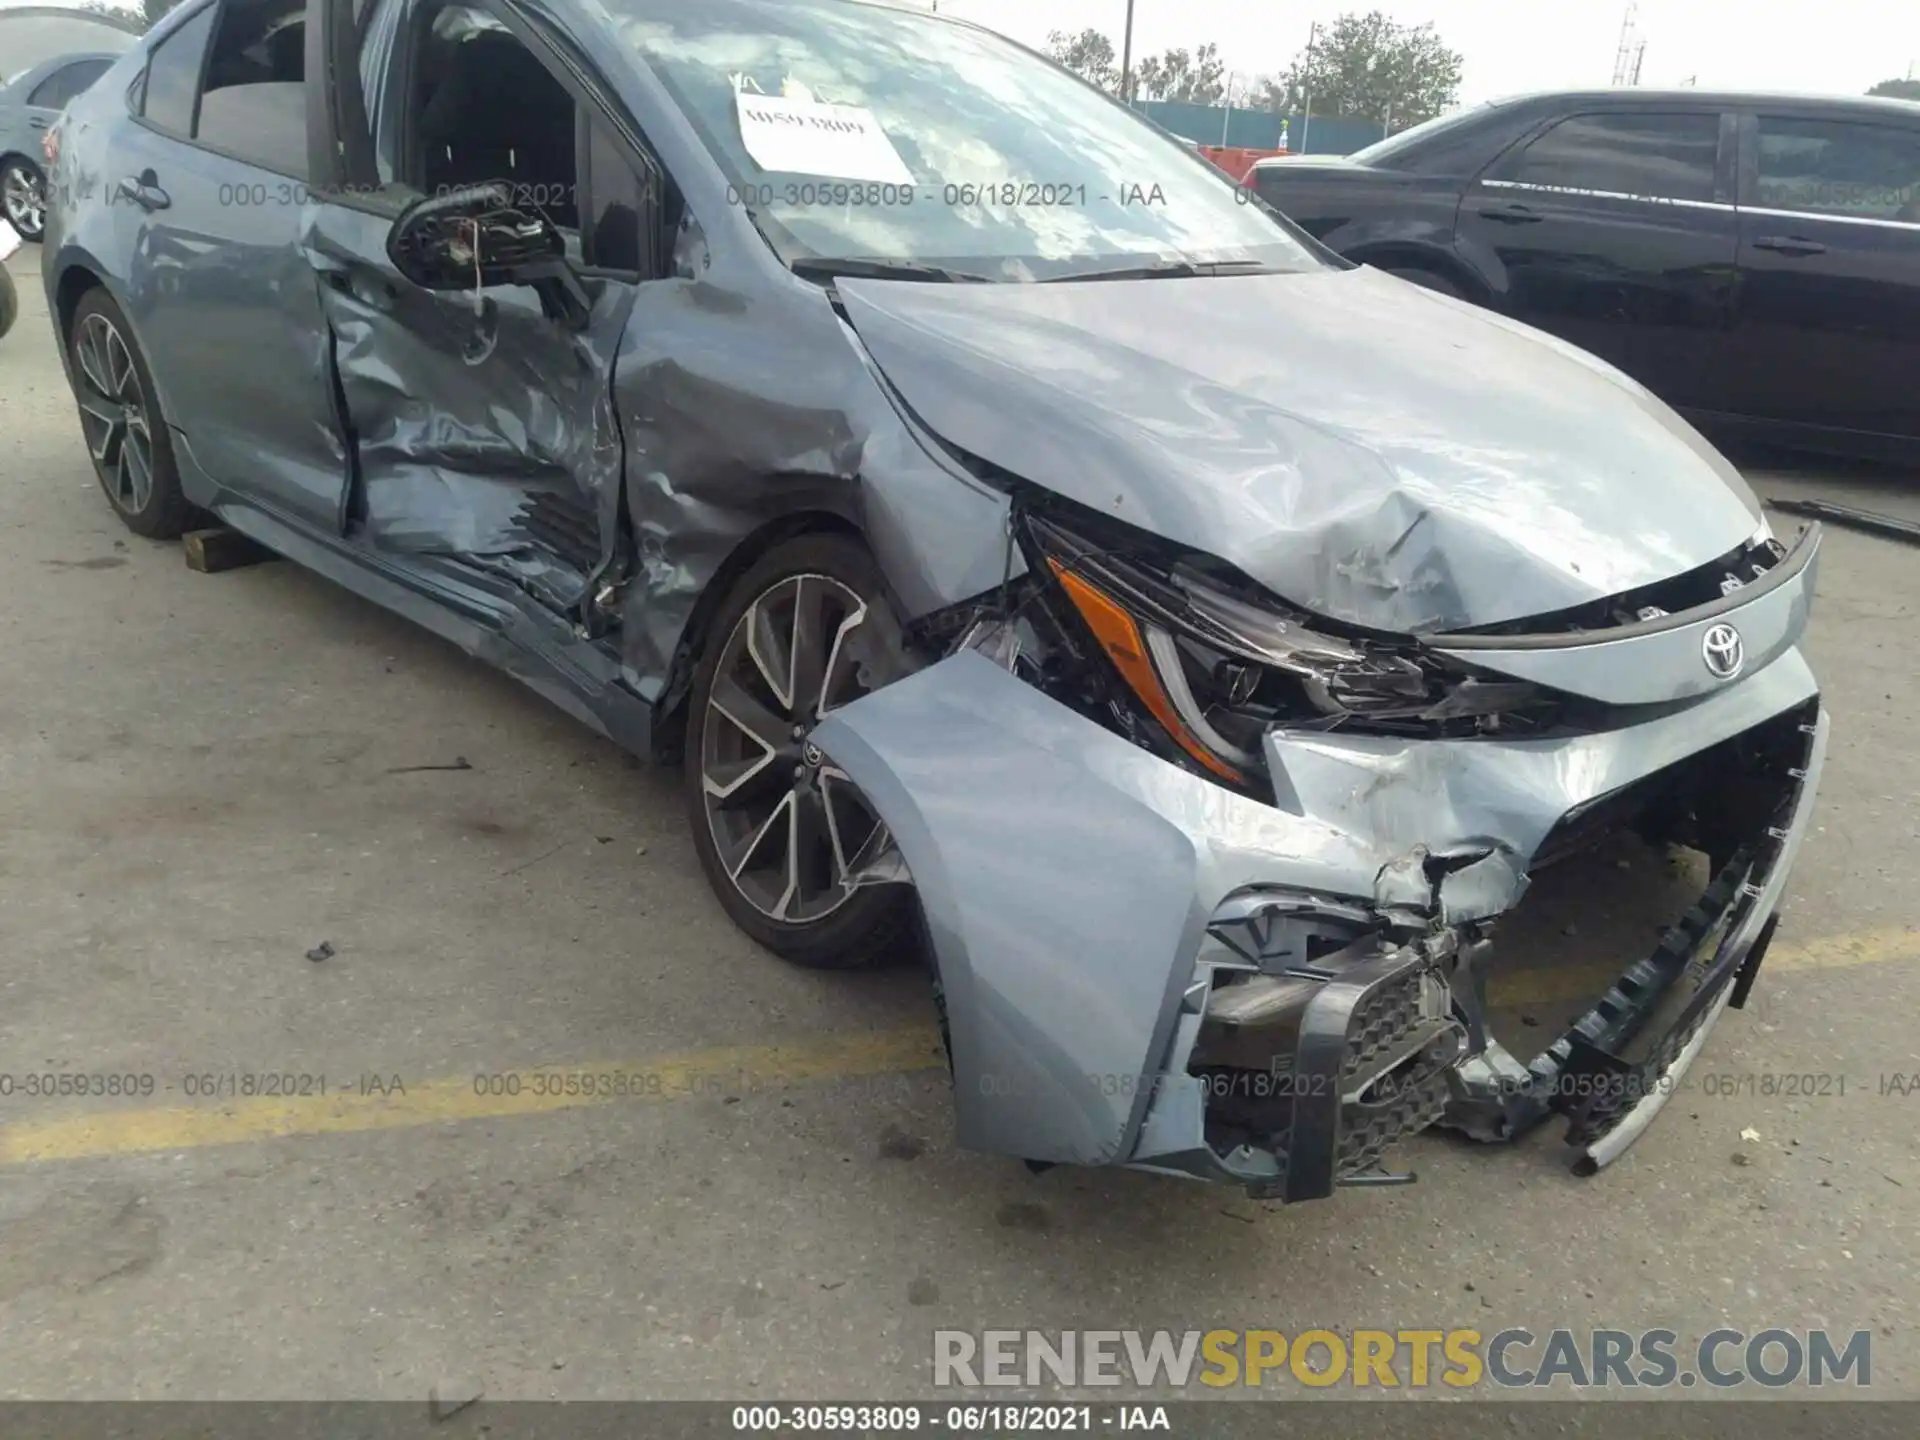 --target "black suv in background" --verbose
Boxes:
[1250,91,1920,462]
